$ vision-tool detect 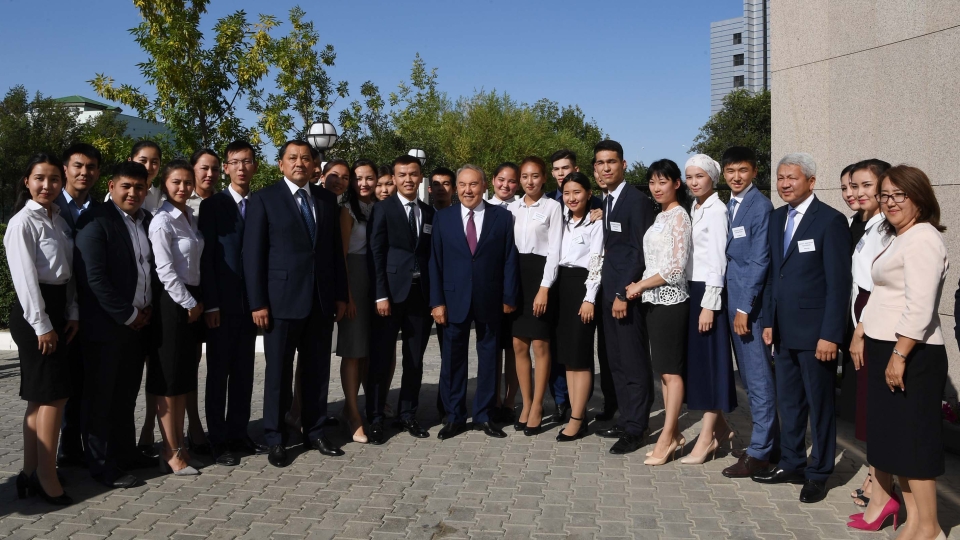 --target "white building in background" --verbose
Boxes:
[54,95,170,139]
[709,0,771,114]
